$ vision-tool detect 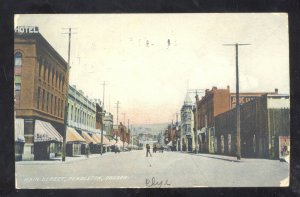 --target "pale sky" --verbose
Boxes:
[15,13,289,124]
